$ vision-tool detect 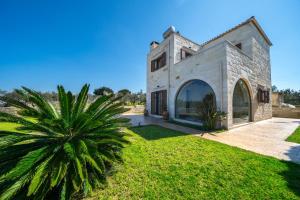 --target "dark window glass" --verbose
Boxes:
[180,49,193,60]
[233,80,251,124]
[258,89,270,103]
[235,43,242,50]
[151,52,166,72]
[175,80,215,122]
[151,90,167,115]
